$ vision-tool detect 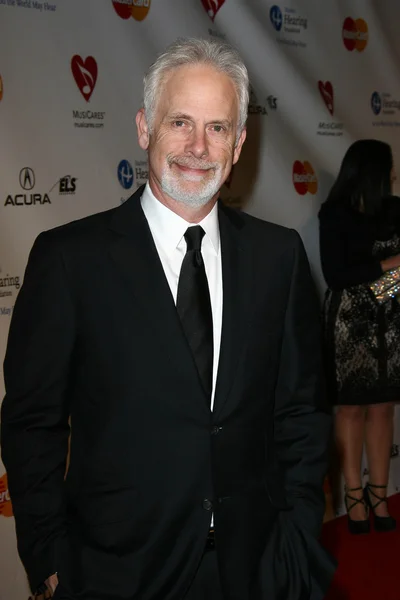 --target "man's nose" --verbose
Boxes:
[185,126,209,159]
